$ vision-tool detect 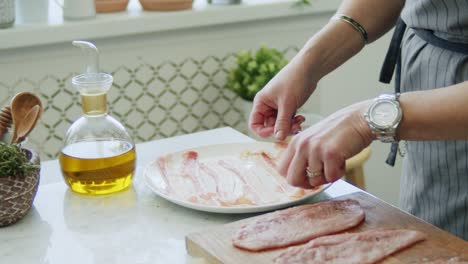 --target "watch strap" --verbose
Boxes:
[384,94,401,166]
[386,142,399,166]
